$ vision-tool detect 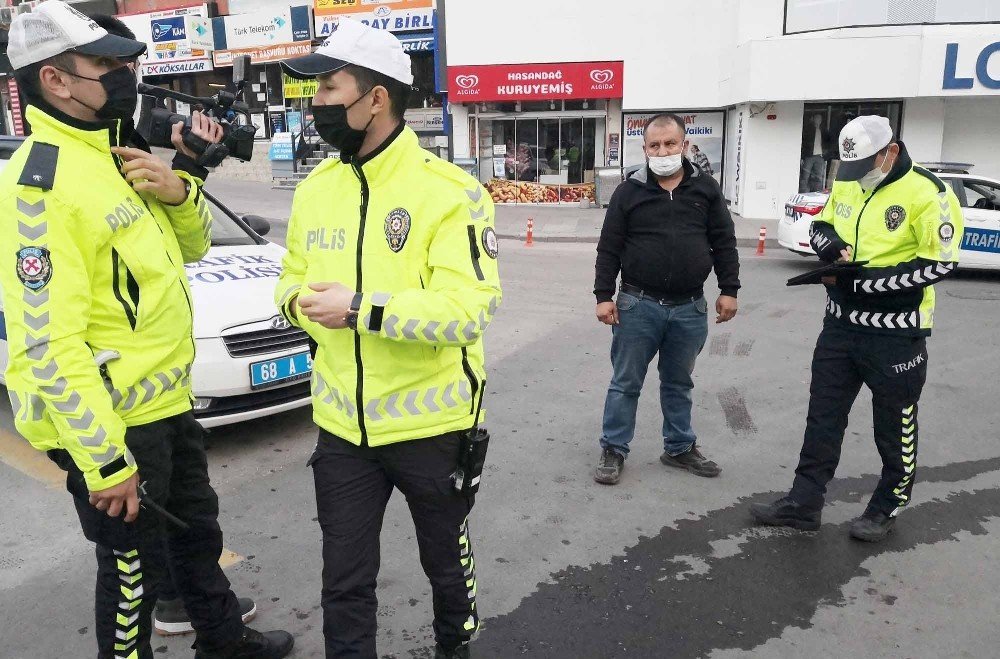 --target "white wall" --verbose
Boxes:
[941,97,1000,179]
[901,97,945,163]
[450,102,471,159]
[735,101,804,220]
